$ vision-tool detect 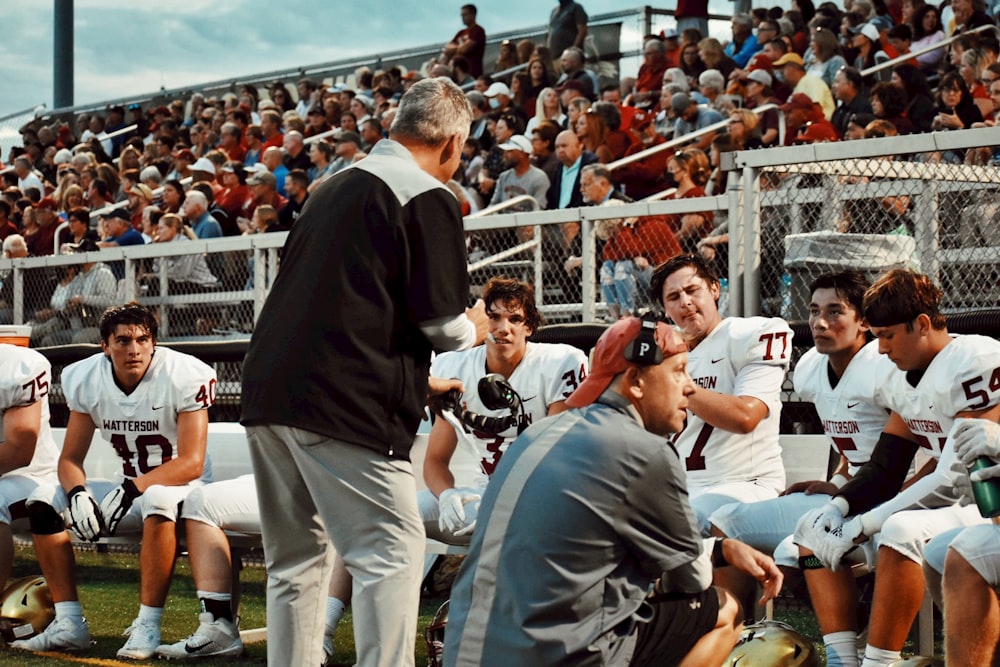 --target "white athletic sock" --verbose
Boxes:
[137,604,163,624]
[824,631,860,667]
[54,600,84,622]
[325,596,347,636]
[861,646,902,667]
